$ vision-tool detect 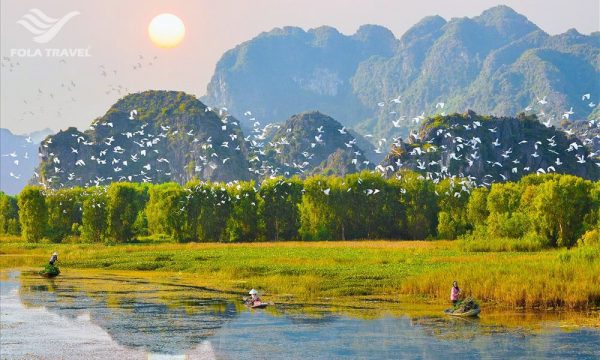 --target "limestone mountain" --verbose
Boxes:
[561,119,600,153]
[36,91,251,188]
[381,111,600,184]
[203,24,398,131]
[33,93,372,188]
[257,111,372,177]
[354,7,600,138]
[203,5,599,140]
